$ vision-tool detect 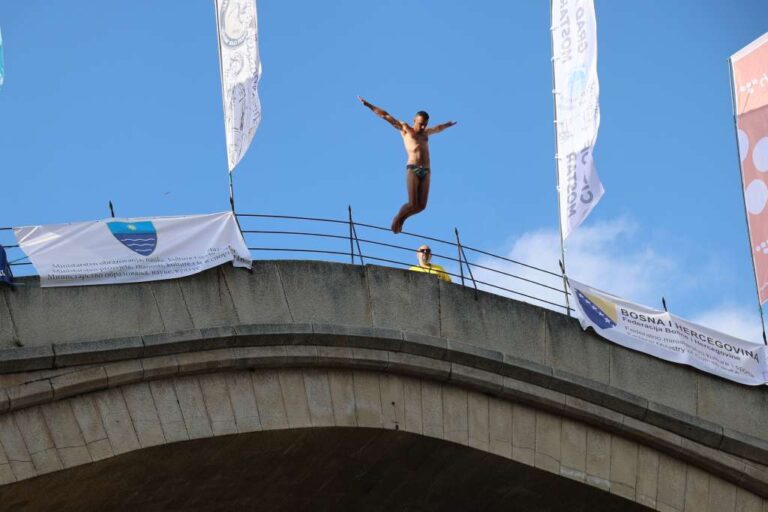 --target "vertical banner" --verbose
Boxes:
[215,0,262,172]
[0,27,5,87]
[731,33,768,303]
[0,245,13,286]
[550,0,604,239]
